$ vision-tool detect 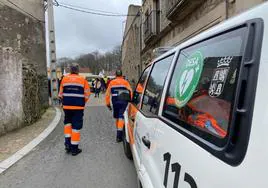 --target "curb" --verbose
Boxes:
[0,107,61,174]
